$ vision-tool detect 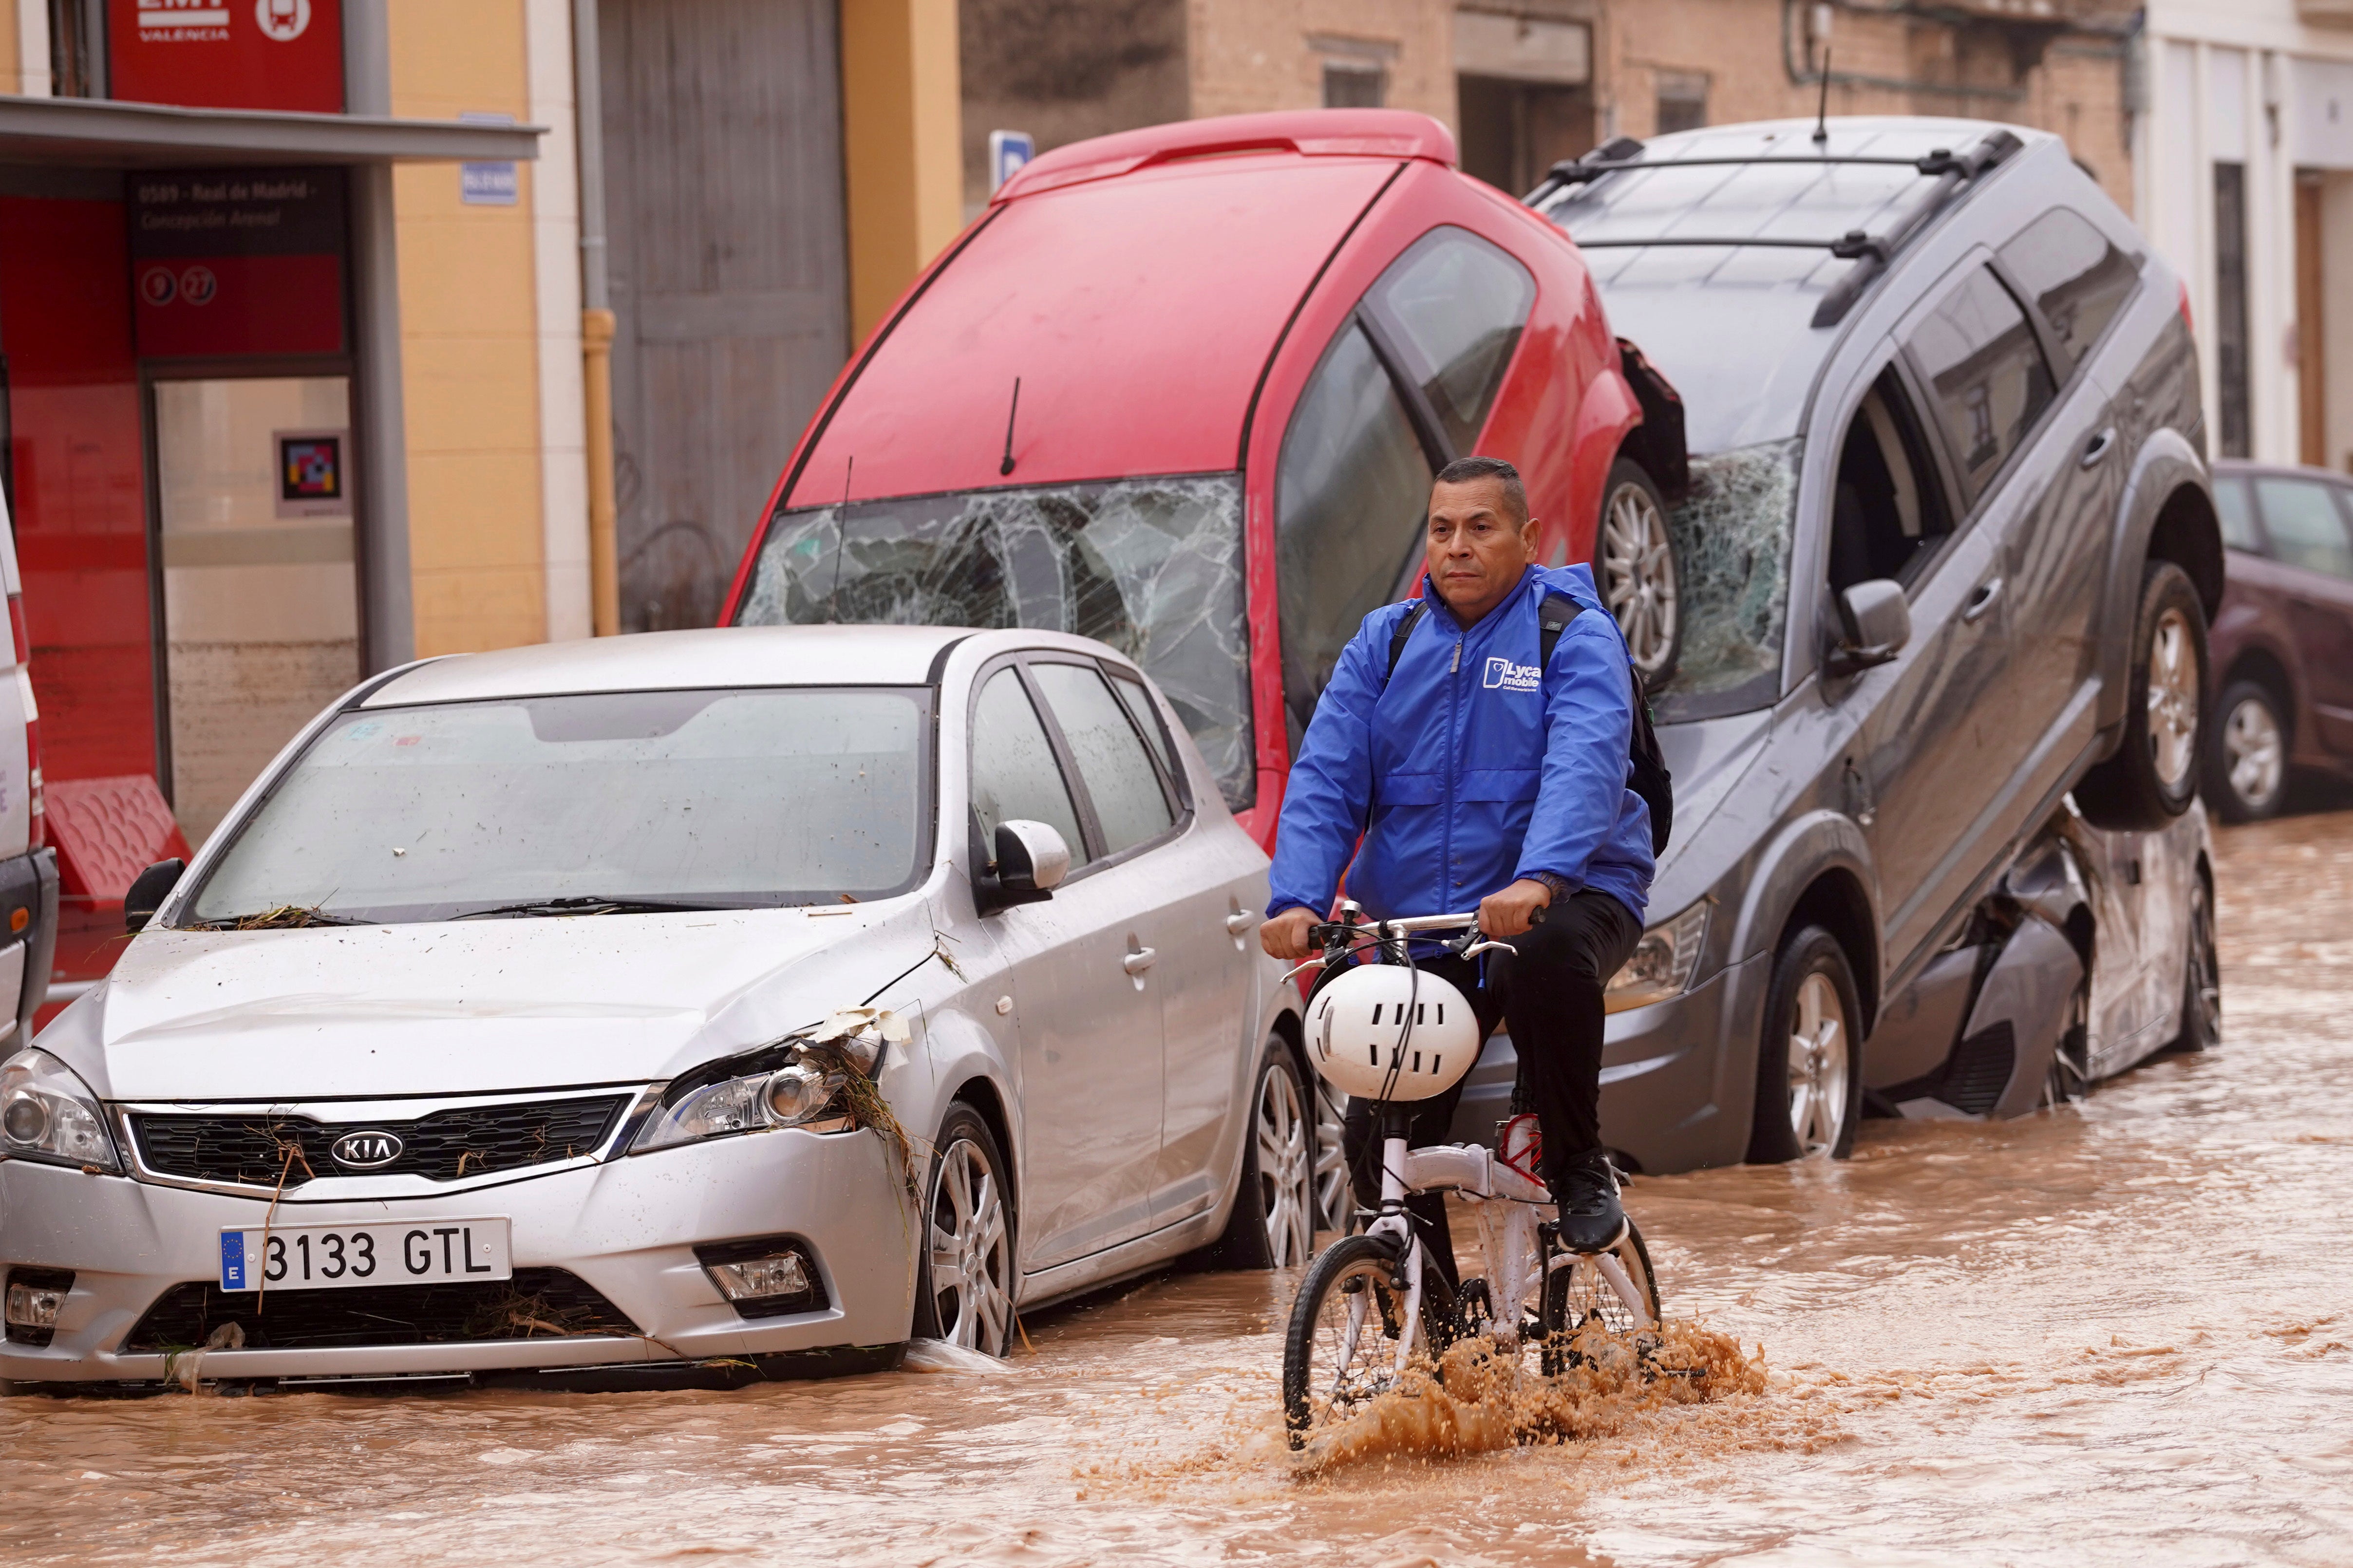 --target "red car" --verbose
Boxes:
[2205,458,2353,819]
[720,110,1679,845]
